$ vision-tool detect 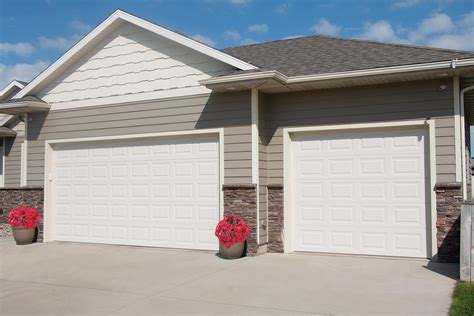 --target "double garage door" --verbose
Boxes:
[51,135,220,251]
[291,127,430,258]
